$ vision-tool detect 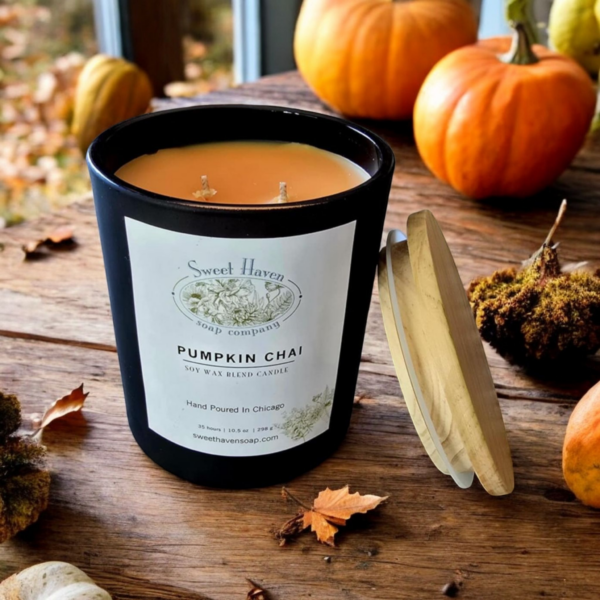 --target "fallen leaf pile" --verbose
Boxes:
[0,3,92,226]
[22,225,75,258]
[0,3,233,226]
[276,486,388,547]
